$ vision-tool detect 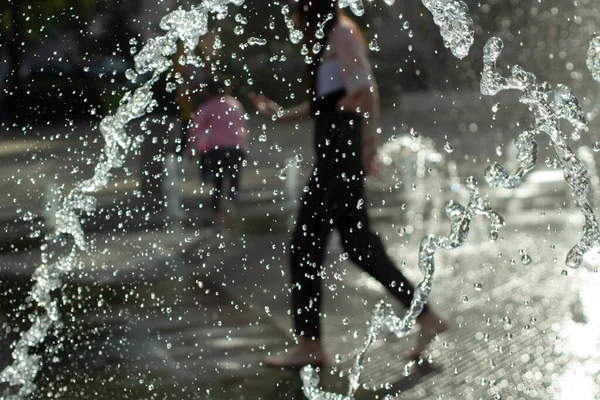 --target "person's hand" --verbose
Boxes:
[336,91,362,113]
[248,92,280,118]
